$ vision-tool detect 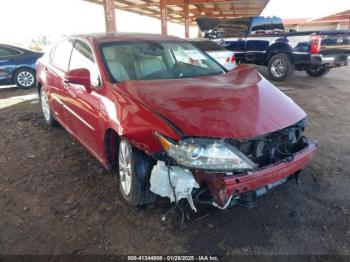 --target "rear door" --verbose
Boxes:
[47,39,74,124]
[0,46,21,84]
[63,39,102,155]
